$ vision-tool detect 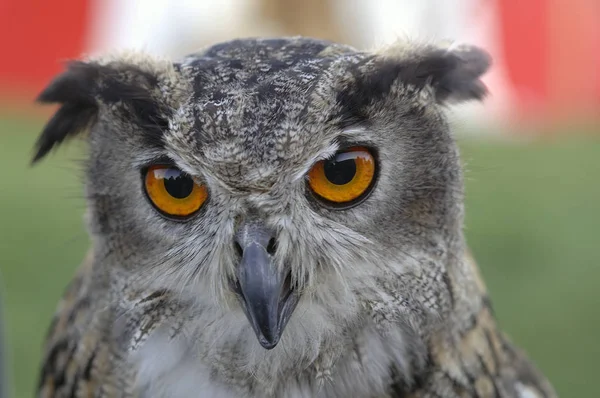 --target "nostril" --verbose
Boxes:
[234,241,244,257]
[266,238,277,255]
